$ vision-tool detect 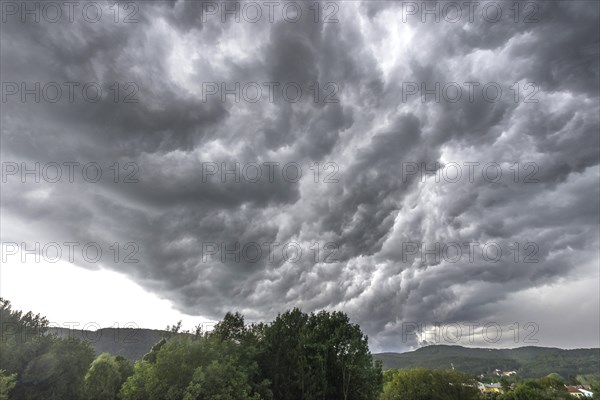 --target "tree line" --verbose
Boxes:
[0,299,382,399]
[380,368,598,400]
